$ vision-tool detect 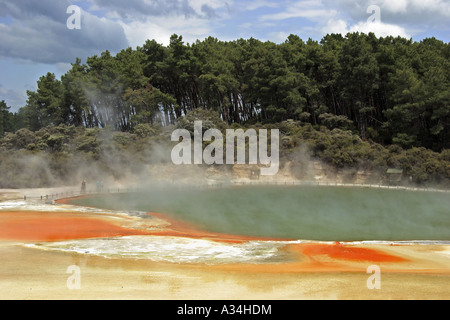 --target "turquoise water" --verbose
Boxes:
[70,185,450,241]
